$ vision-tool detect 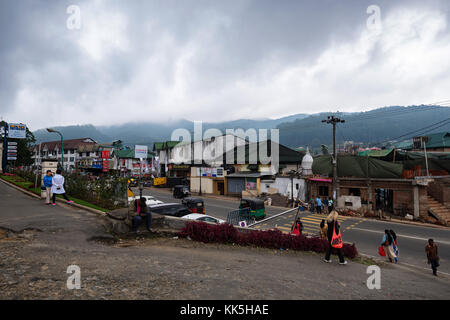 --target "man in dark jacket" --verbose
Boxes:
[426,239,440,276]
